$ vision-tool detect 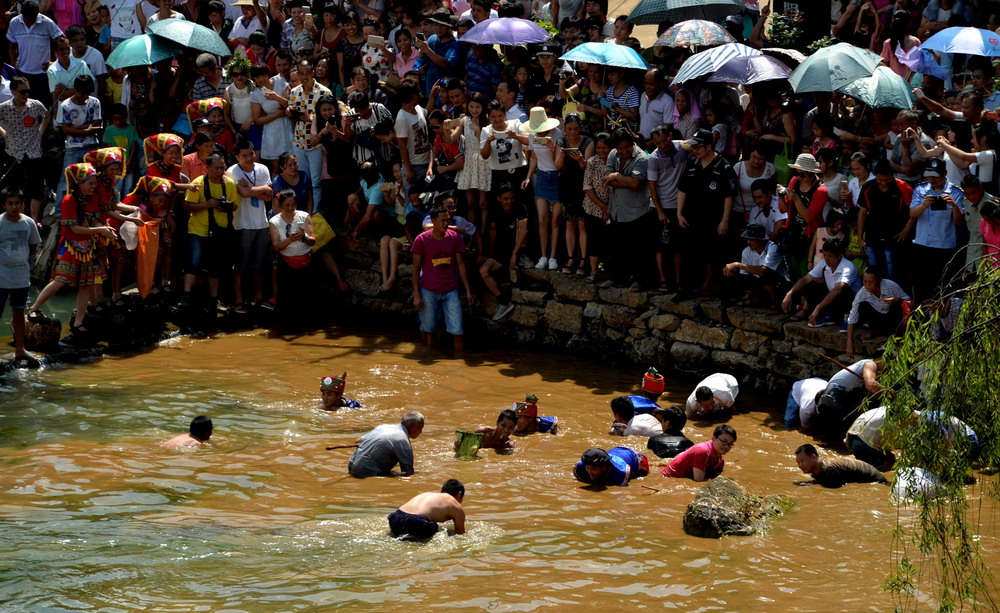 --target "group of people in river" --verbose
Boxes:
[156,357,978,541]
